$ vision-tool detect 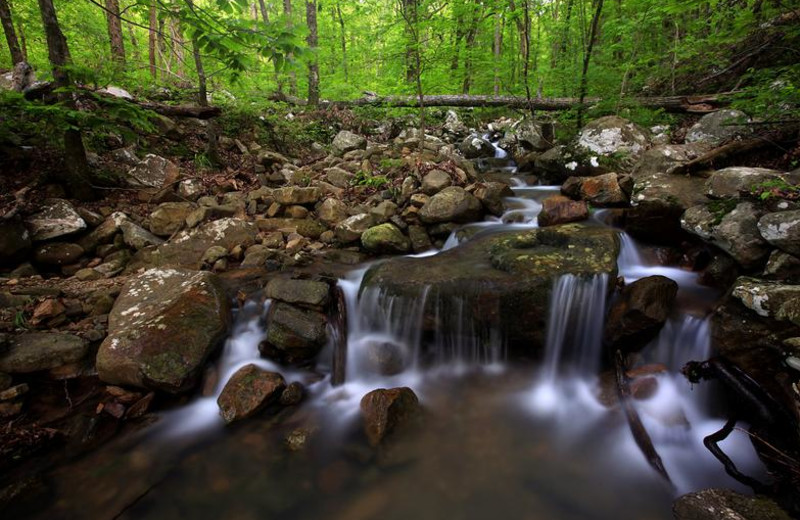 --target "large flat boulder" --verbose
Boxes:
[0,333,88,373]
[758,210,800,256]
[24,199,86,242]
[576,116,650,161]
[685,109,752,146]
[147,218,258,269]
[96,268,231,393]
